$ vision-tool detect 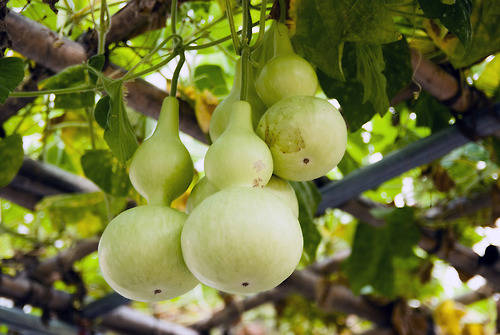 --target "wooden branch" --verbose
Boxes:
[3,10,206,142]
[0,273,198,335]
[30,238,99,285]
